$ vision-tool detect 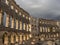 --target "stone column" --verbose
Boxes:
[14,19,16,29]
[18,20,20,30]
[0,9,3,25]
